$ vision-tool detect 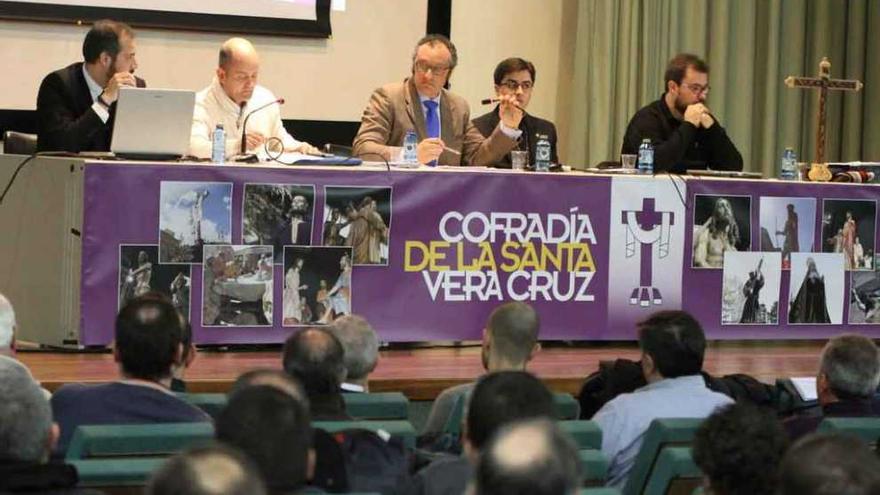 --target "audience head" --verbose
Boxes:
[481,302,540,371]
[0,357,56,463]
[217,37,260,105]
[692,403,788,495]
[230,368,307,405]
[474,418,579,495]
[282,327,346,396]
[114,295,184,383]
[82,19,137,79]
[465,370,555,454]
[817,334,880,404]
[147,443,267,495]
[411,34,457,98]
[778,433,880,495]
[216,385,313,493]
[664,53,709,112]
[138,291,196,378]
[0,292,16,355]
[493,57,536,109]
[327,314,379,388]
[637,310,706,381]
